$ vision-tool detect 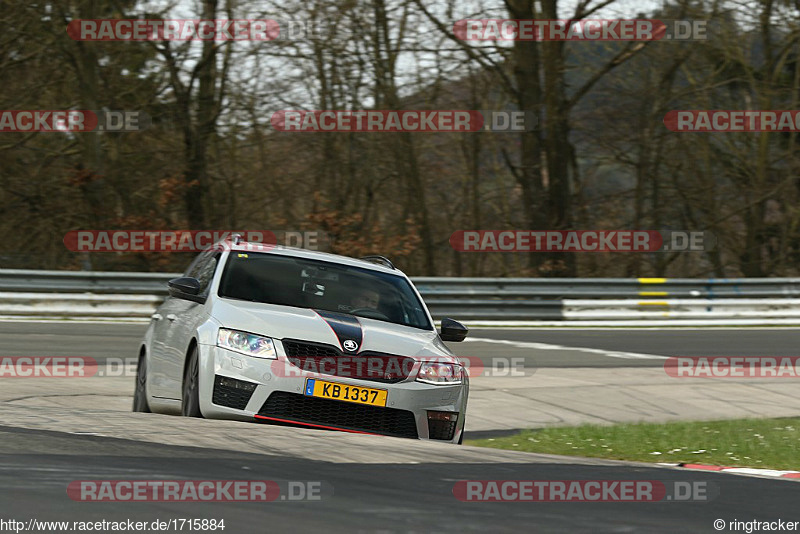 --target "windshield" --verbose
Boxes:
[217,252,433,330]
